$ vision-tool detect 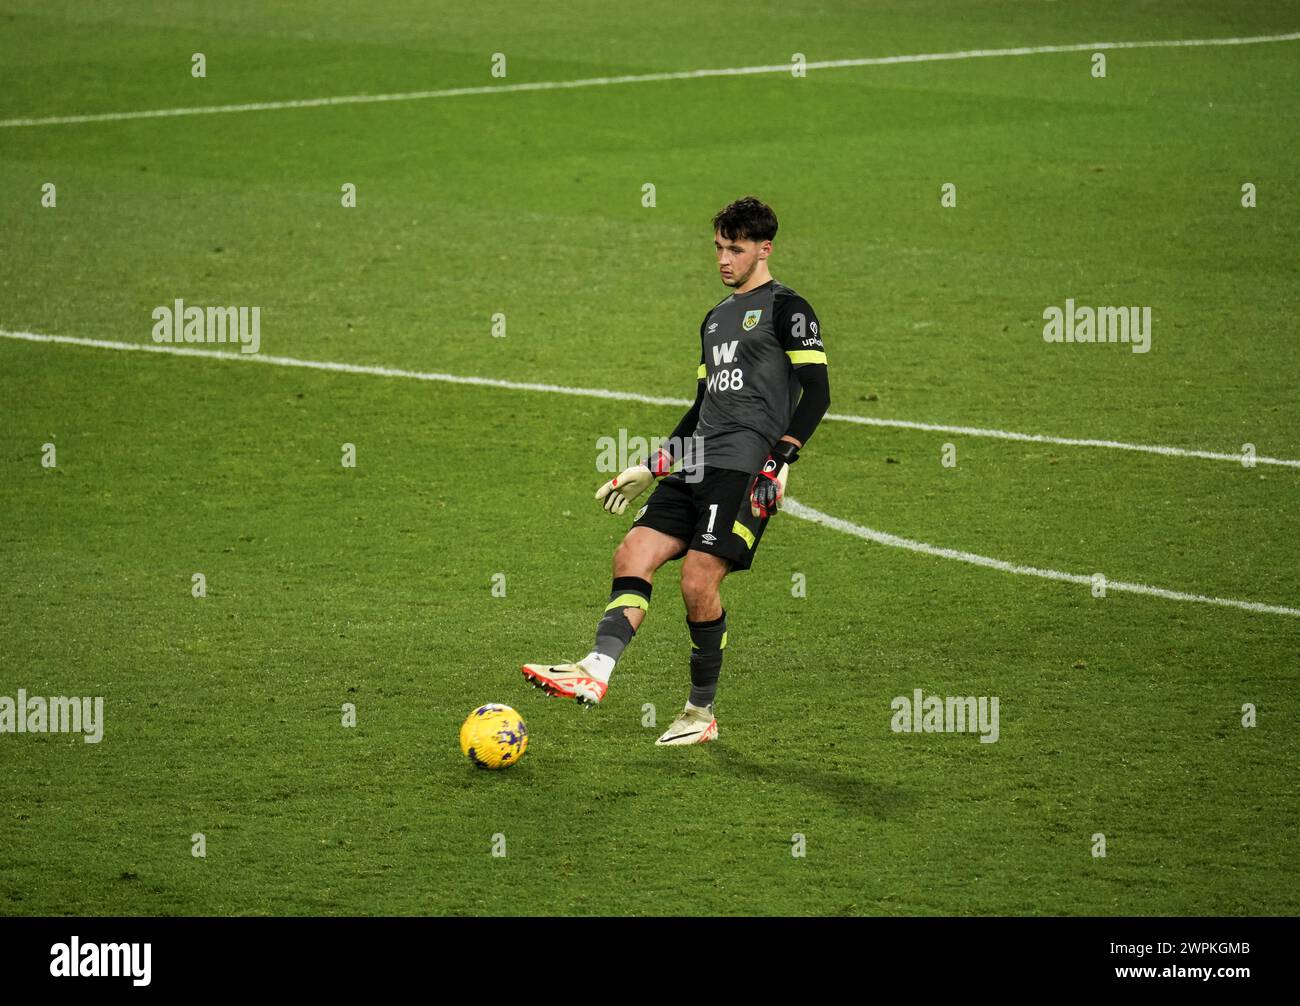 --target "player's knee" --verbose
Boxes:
[613,535,650,578]
[612,538,631,575]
